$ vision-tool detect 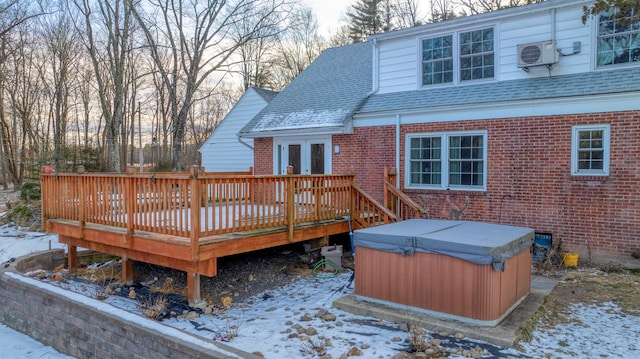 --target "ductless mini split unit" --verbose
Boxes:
[516,40,559,68]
